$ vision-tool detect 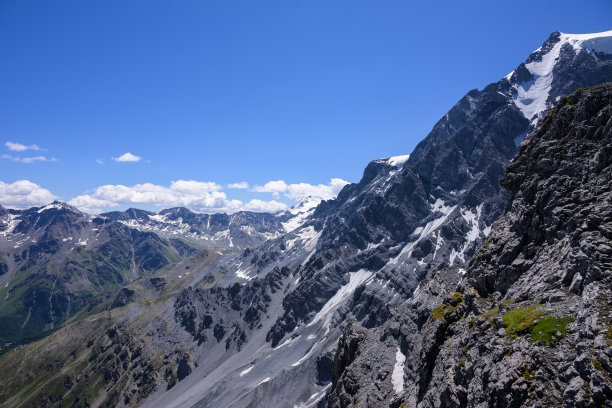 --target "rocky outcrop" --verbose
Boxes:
[326,84,612,407]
